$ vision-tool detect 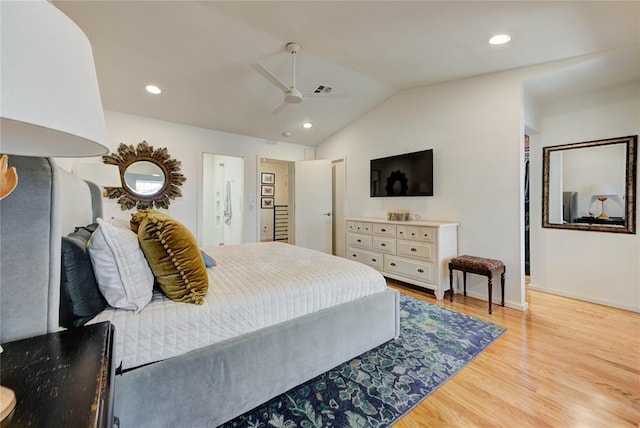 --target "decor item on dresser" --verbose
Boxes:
[346,217,458,299]
[387,211,410,221]
[542,135,636,234]
[102,141,186,210]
